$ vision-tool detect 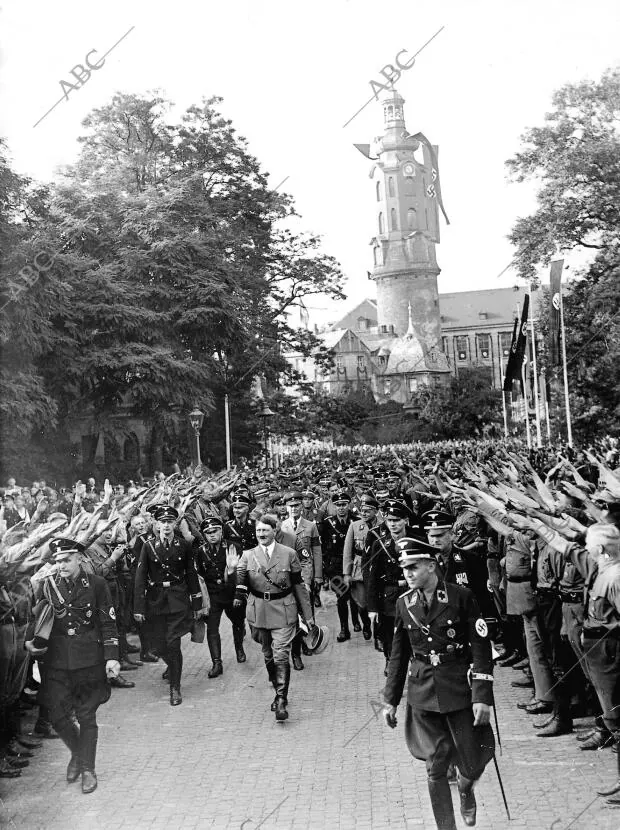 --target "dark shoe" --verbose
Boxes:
[517,698,538,710]
[119,659,139,671]
[33,721,59,739]
[162,668,170,680]
[353,623,362,632]
[7,757,29,769]
[126,643,141,654]
[81,770,98,794]
[512,657,530,670]
[362,625,372,641]
[374,638,384,652]
[0,758,21,778]
[497,651,522,667]
[336,629,351,642]
[208,660,223,679]
[140,651,159,662]
[67,755,81,783]
[292,654,304,671]
[274,664,289,721]
[8,740,33,758]
[537,715,573,737]
[525,701,554,715]
[170,687,182,706]
[301,639,312,656]
[459,787,477,827]
[109,675,135,689]
[275,697,288,721]
[16,735,42,750]
[576,728,596,742]
[605,794,620,807]
[580,728,613,750]
[236,647,247,664]
[598,778,620,797]
[533,714,556,729]
[511,676,534,688]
